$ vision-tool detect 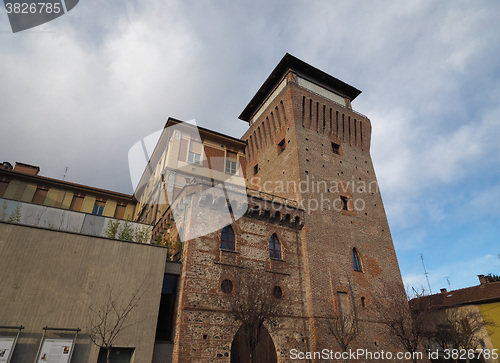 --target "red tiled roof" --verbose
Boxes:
[410,281,500,309]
